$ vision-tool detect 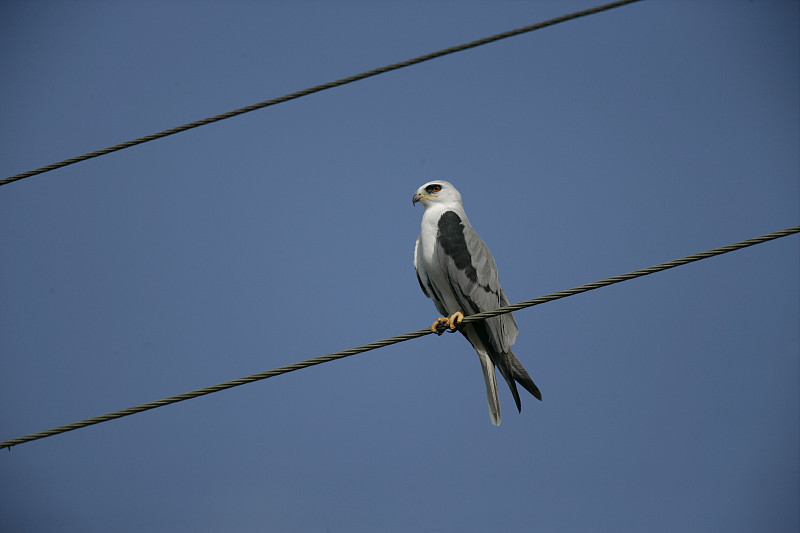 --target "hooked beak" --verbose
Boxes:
[412,192,431,205]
